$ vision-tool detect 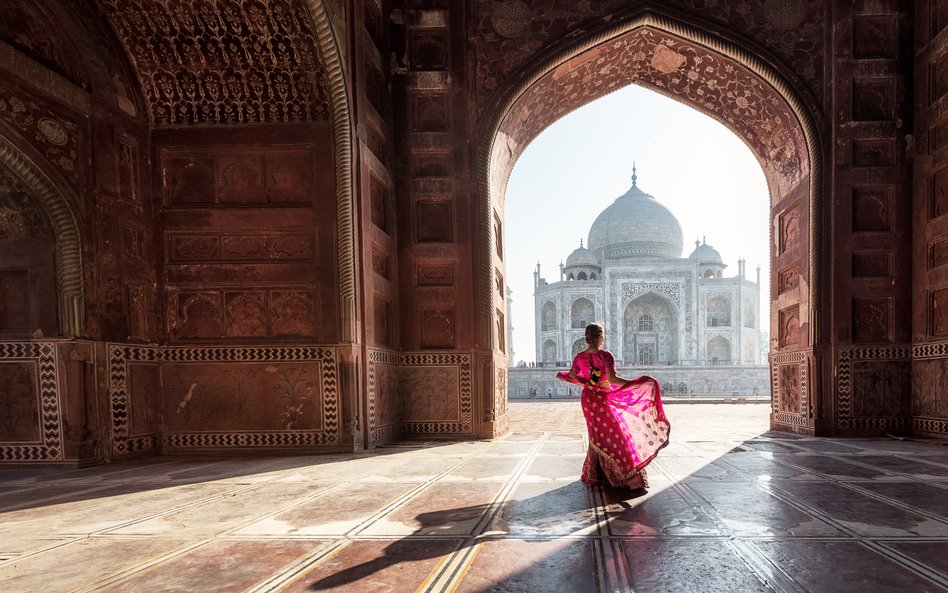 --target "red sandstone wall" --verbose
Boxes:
[912,0,948,437]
